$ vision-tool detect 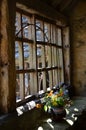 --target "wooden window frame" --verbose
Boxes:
[15,8,65,104]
